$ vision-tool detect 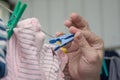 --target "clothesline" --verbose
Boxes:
[0,2,54,38]
[0,2,13,13]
